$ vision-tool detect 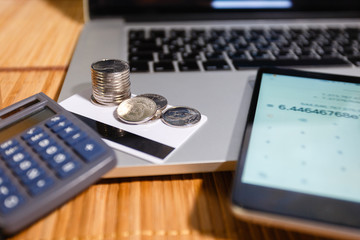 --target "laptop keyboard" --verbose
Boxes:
[127,26,360,72]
